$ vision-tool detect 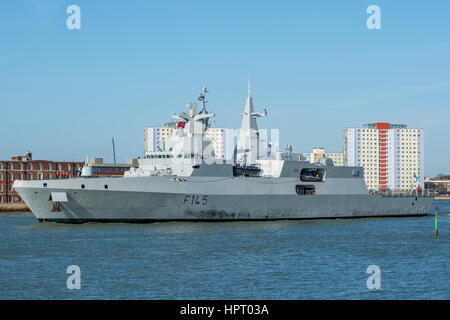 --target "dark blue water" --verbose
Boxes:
[0,201,449,299]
